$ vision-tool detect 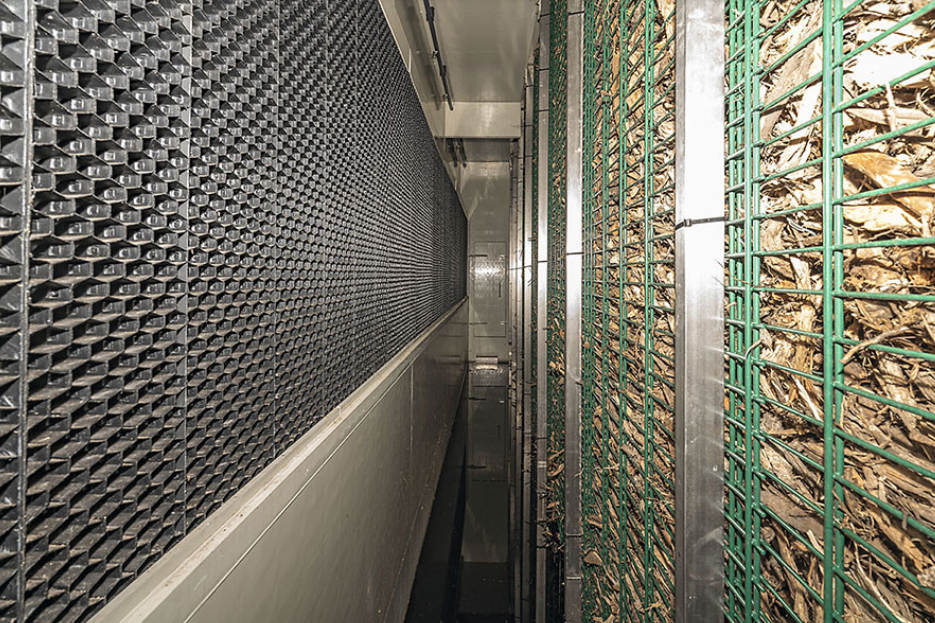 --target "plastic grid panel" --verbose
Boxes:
[27,1,193,619]
[0,0,467,619]
[724,1,935,622]
[277,0,328,446]
[0,0,28,616]
[185,0,280,530]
